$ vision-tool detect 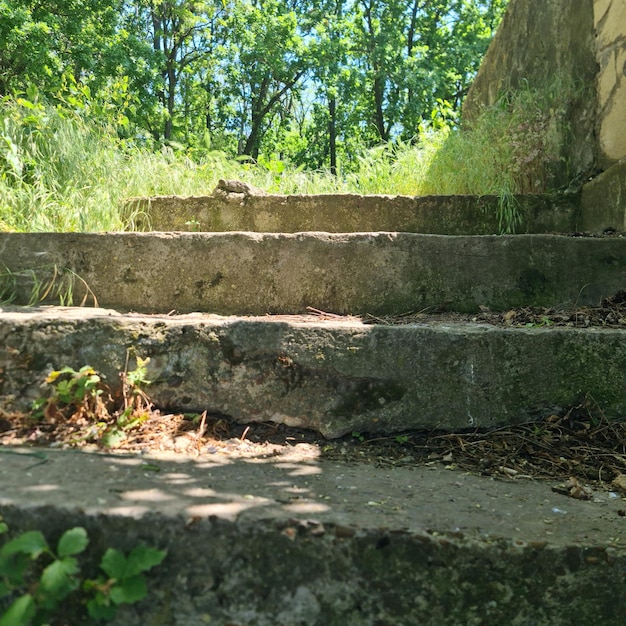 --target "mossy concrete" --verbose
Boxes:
[581,159,626,232]
[0,449,624,625]
[463,0,598,185]
[464,0,626,177]
[1,306,625,438]
[127,191,580,234]
[1,232,624,315]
